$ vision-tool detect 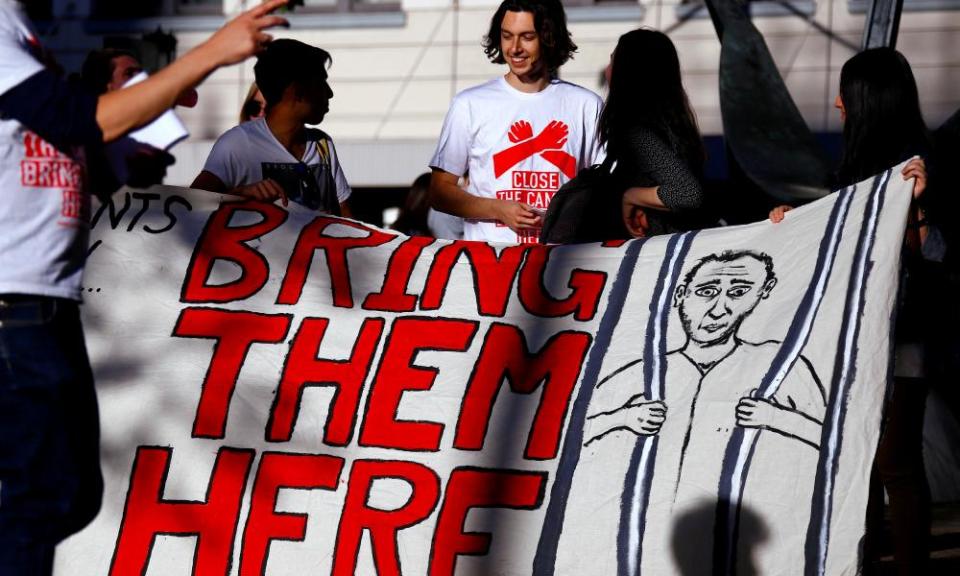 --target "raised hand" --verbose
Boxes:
[533,120,569,151]
[769,204,794,223]
[492,120,571,178]
[621,395,667,436]
[901,156,927,200]
[736,396,780,429]
[203,0,290,67]
[508,120,534,143]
